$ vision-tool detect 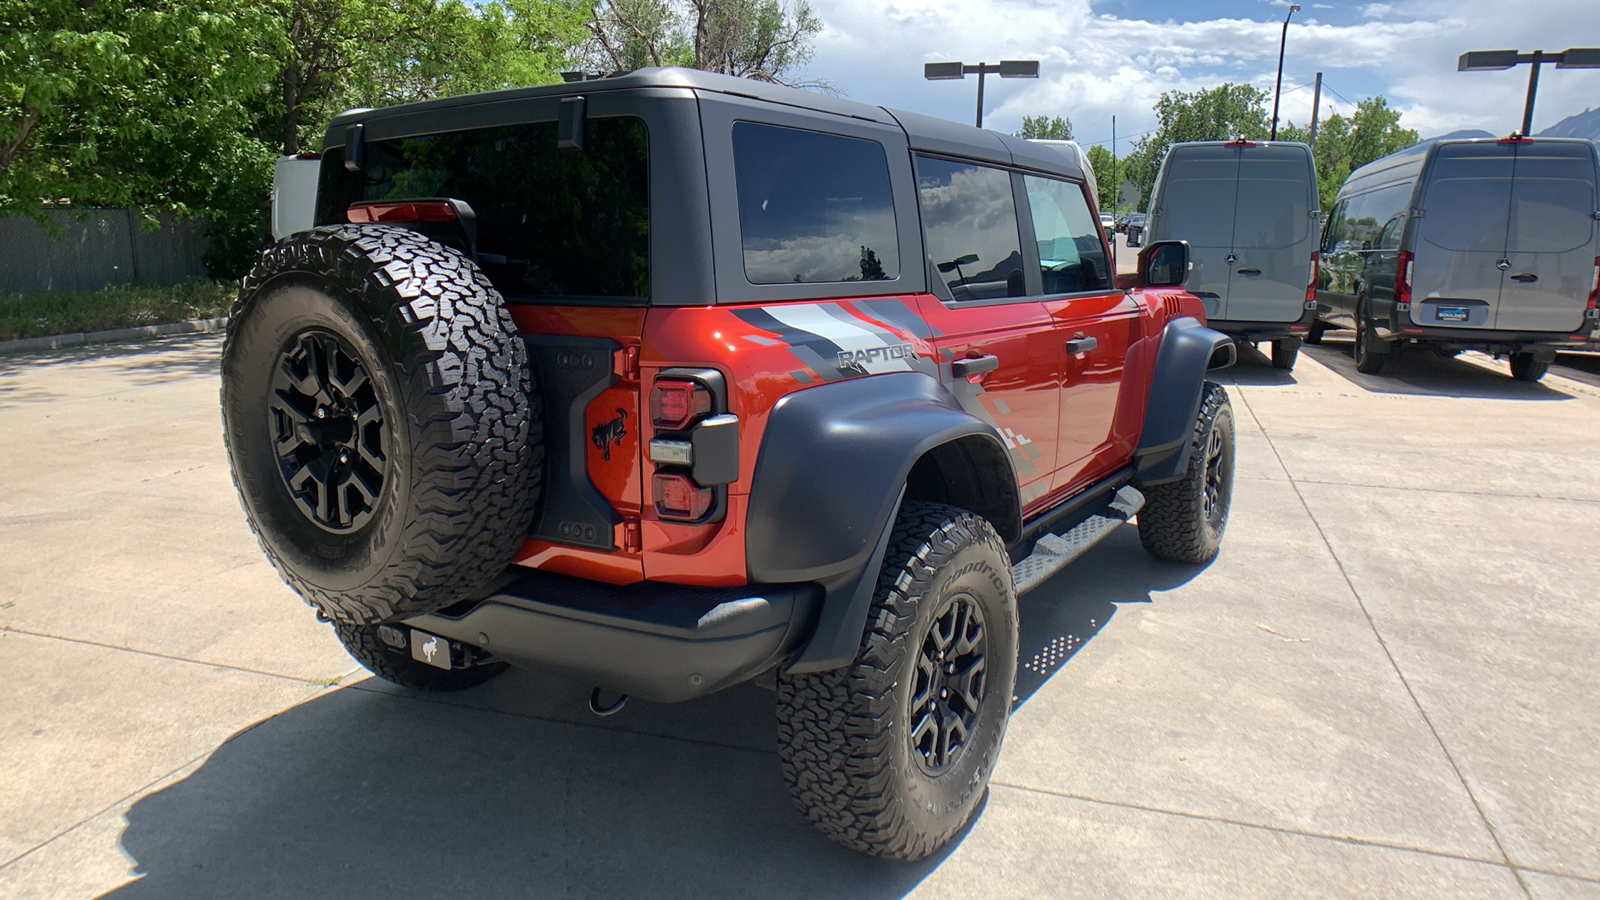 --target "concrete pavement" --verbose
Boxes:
[1,331,1598,899]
